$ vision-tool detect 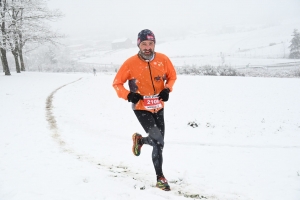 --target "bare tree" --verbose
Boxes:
[1,0,64,75]
[8,0,21,73]
[17,0,64,71]
[0,0,11,75]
